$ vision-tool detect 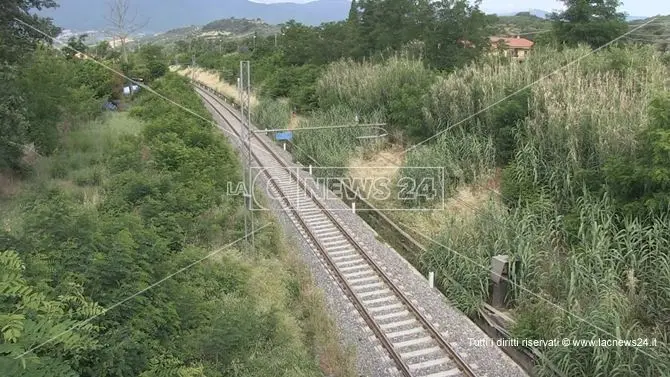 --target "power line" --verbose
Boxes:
[625,32,670,37]
[624,37,669,43]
